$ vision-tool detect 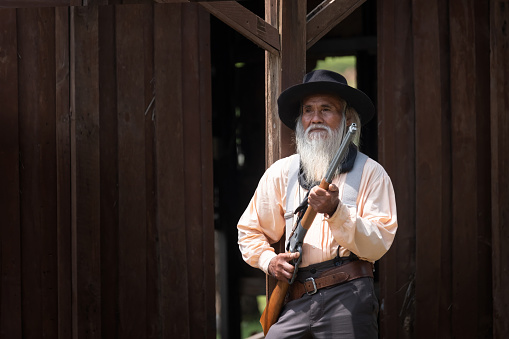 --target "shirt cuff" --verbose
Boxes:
[326,200,356,226]
[258,249,277,275]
